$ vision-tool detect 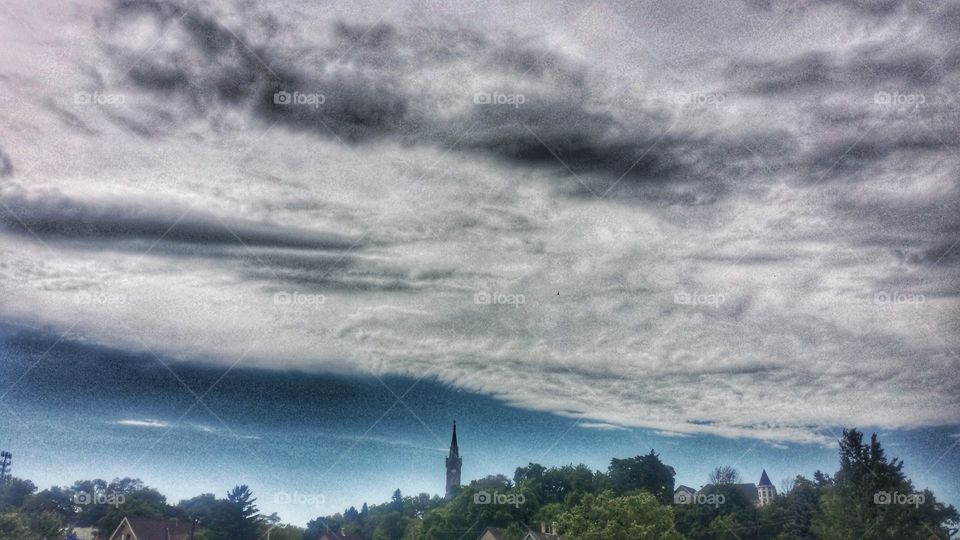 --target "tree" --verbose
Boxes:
[26,511,62,540]
[608,450,676,503]
[94,479,167,536]
[777,475,820,539]
[556,491,682,540]
[21,487,76,523]
[0,512,35,540]
[0,478,36,511]
[811,429,959,539]
[709,466,741,485]
[208,485,261,540]
[513,463,546,485]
